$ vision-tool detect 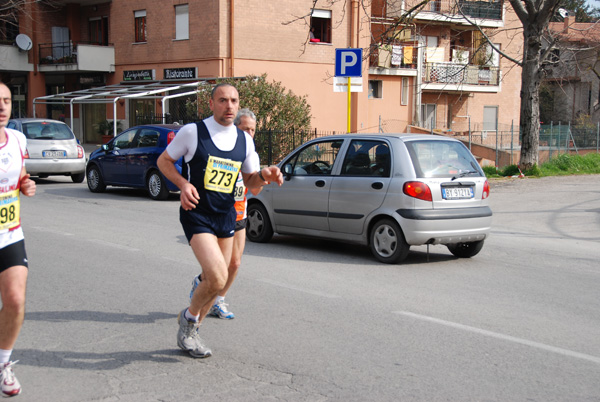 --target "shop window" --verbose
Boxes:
[310,9,331,43]
[134,10,147,42]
